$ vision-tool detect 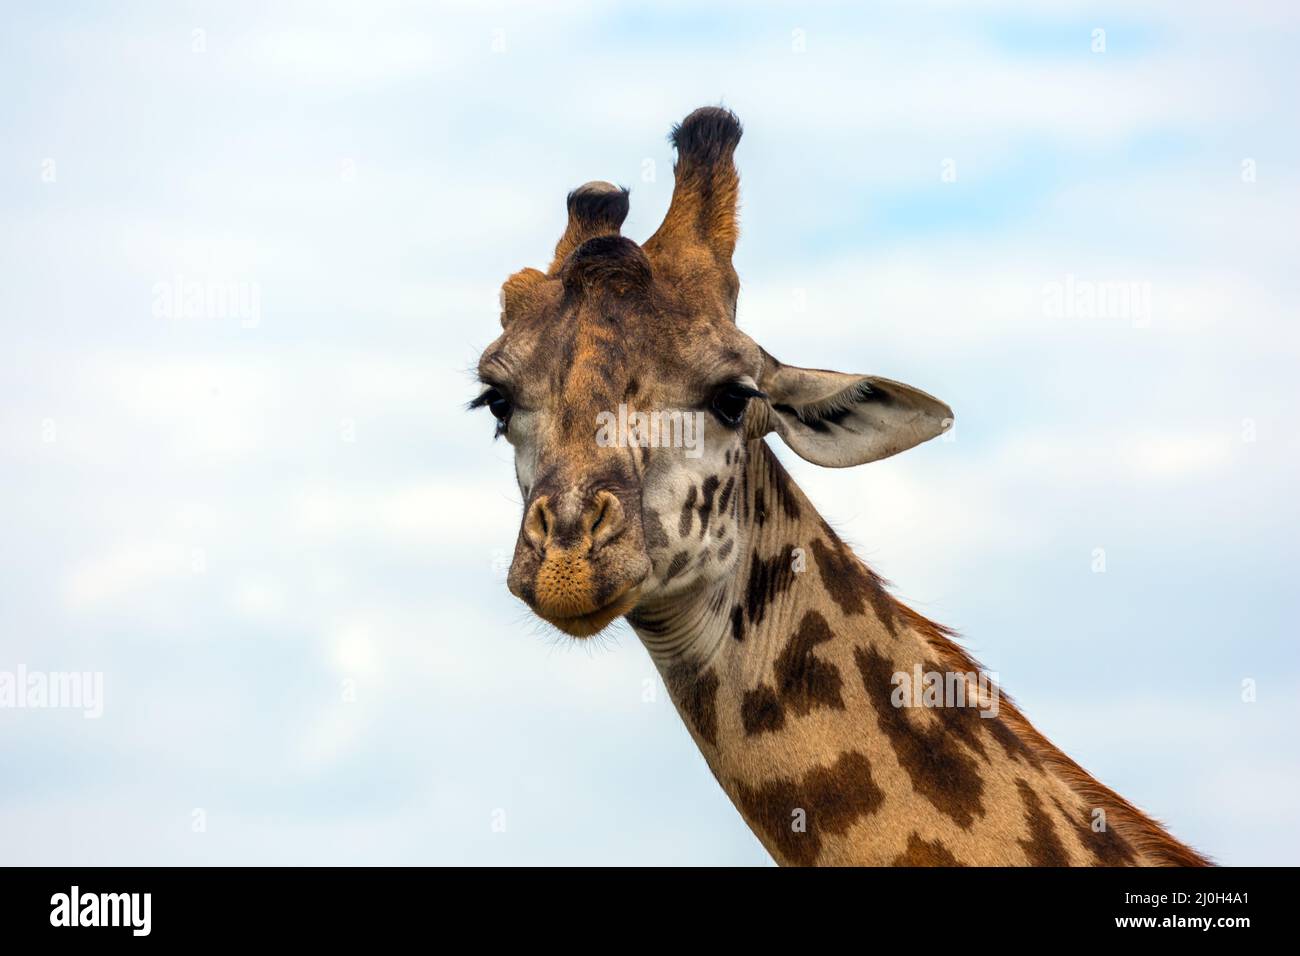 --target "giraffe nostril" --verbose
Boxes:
[587,491,625,551]
[524,496,554,553]
[590,498,608,537]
